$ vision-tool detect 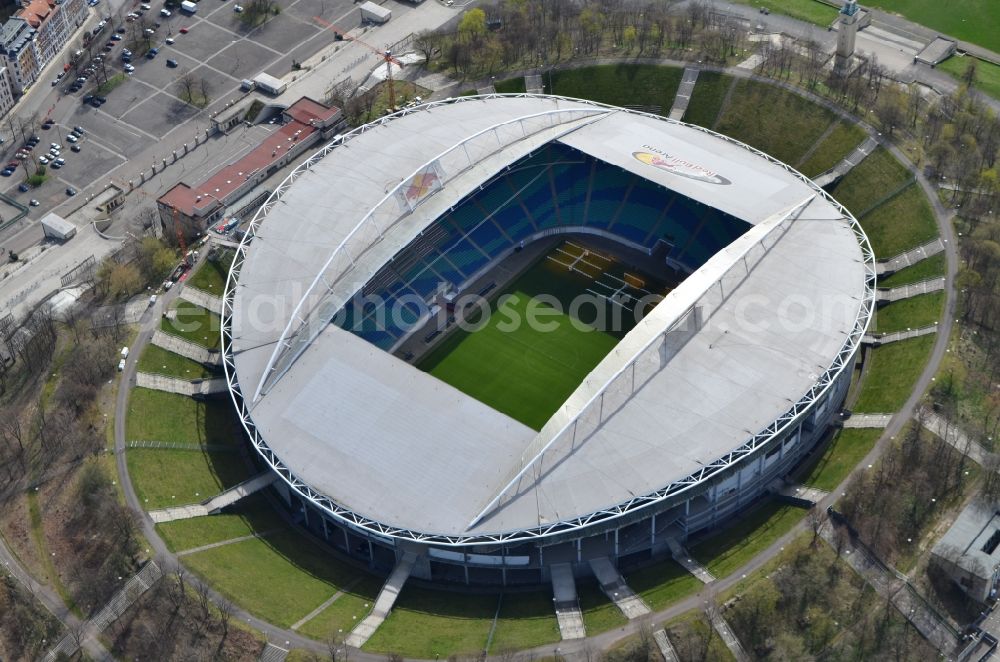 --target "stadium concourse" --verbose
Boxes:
[223,95,875,595]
